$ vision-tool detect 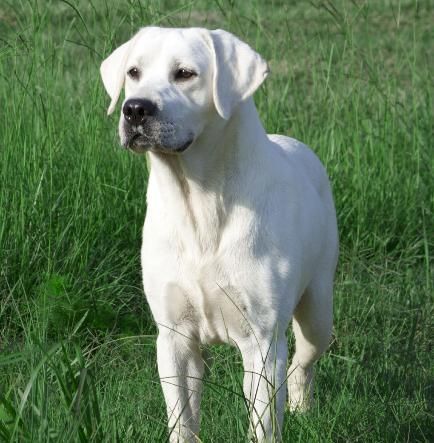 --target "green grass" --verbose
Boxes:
[0,0,432,441]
